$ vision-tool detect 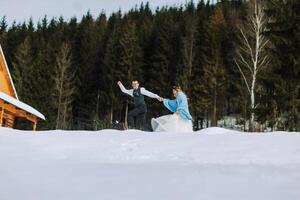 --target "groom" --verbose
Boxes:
[117,80,161,130]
